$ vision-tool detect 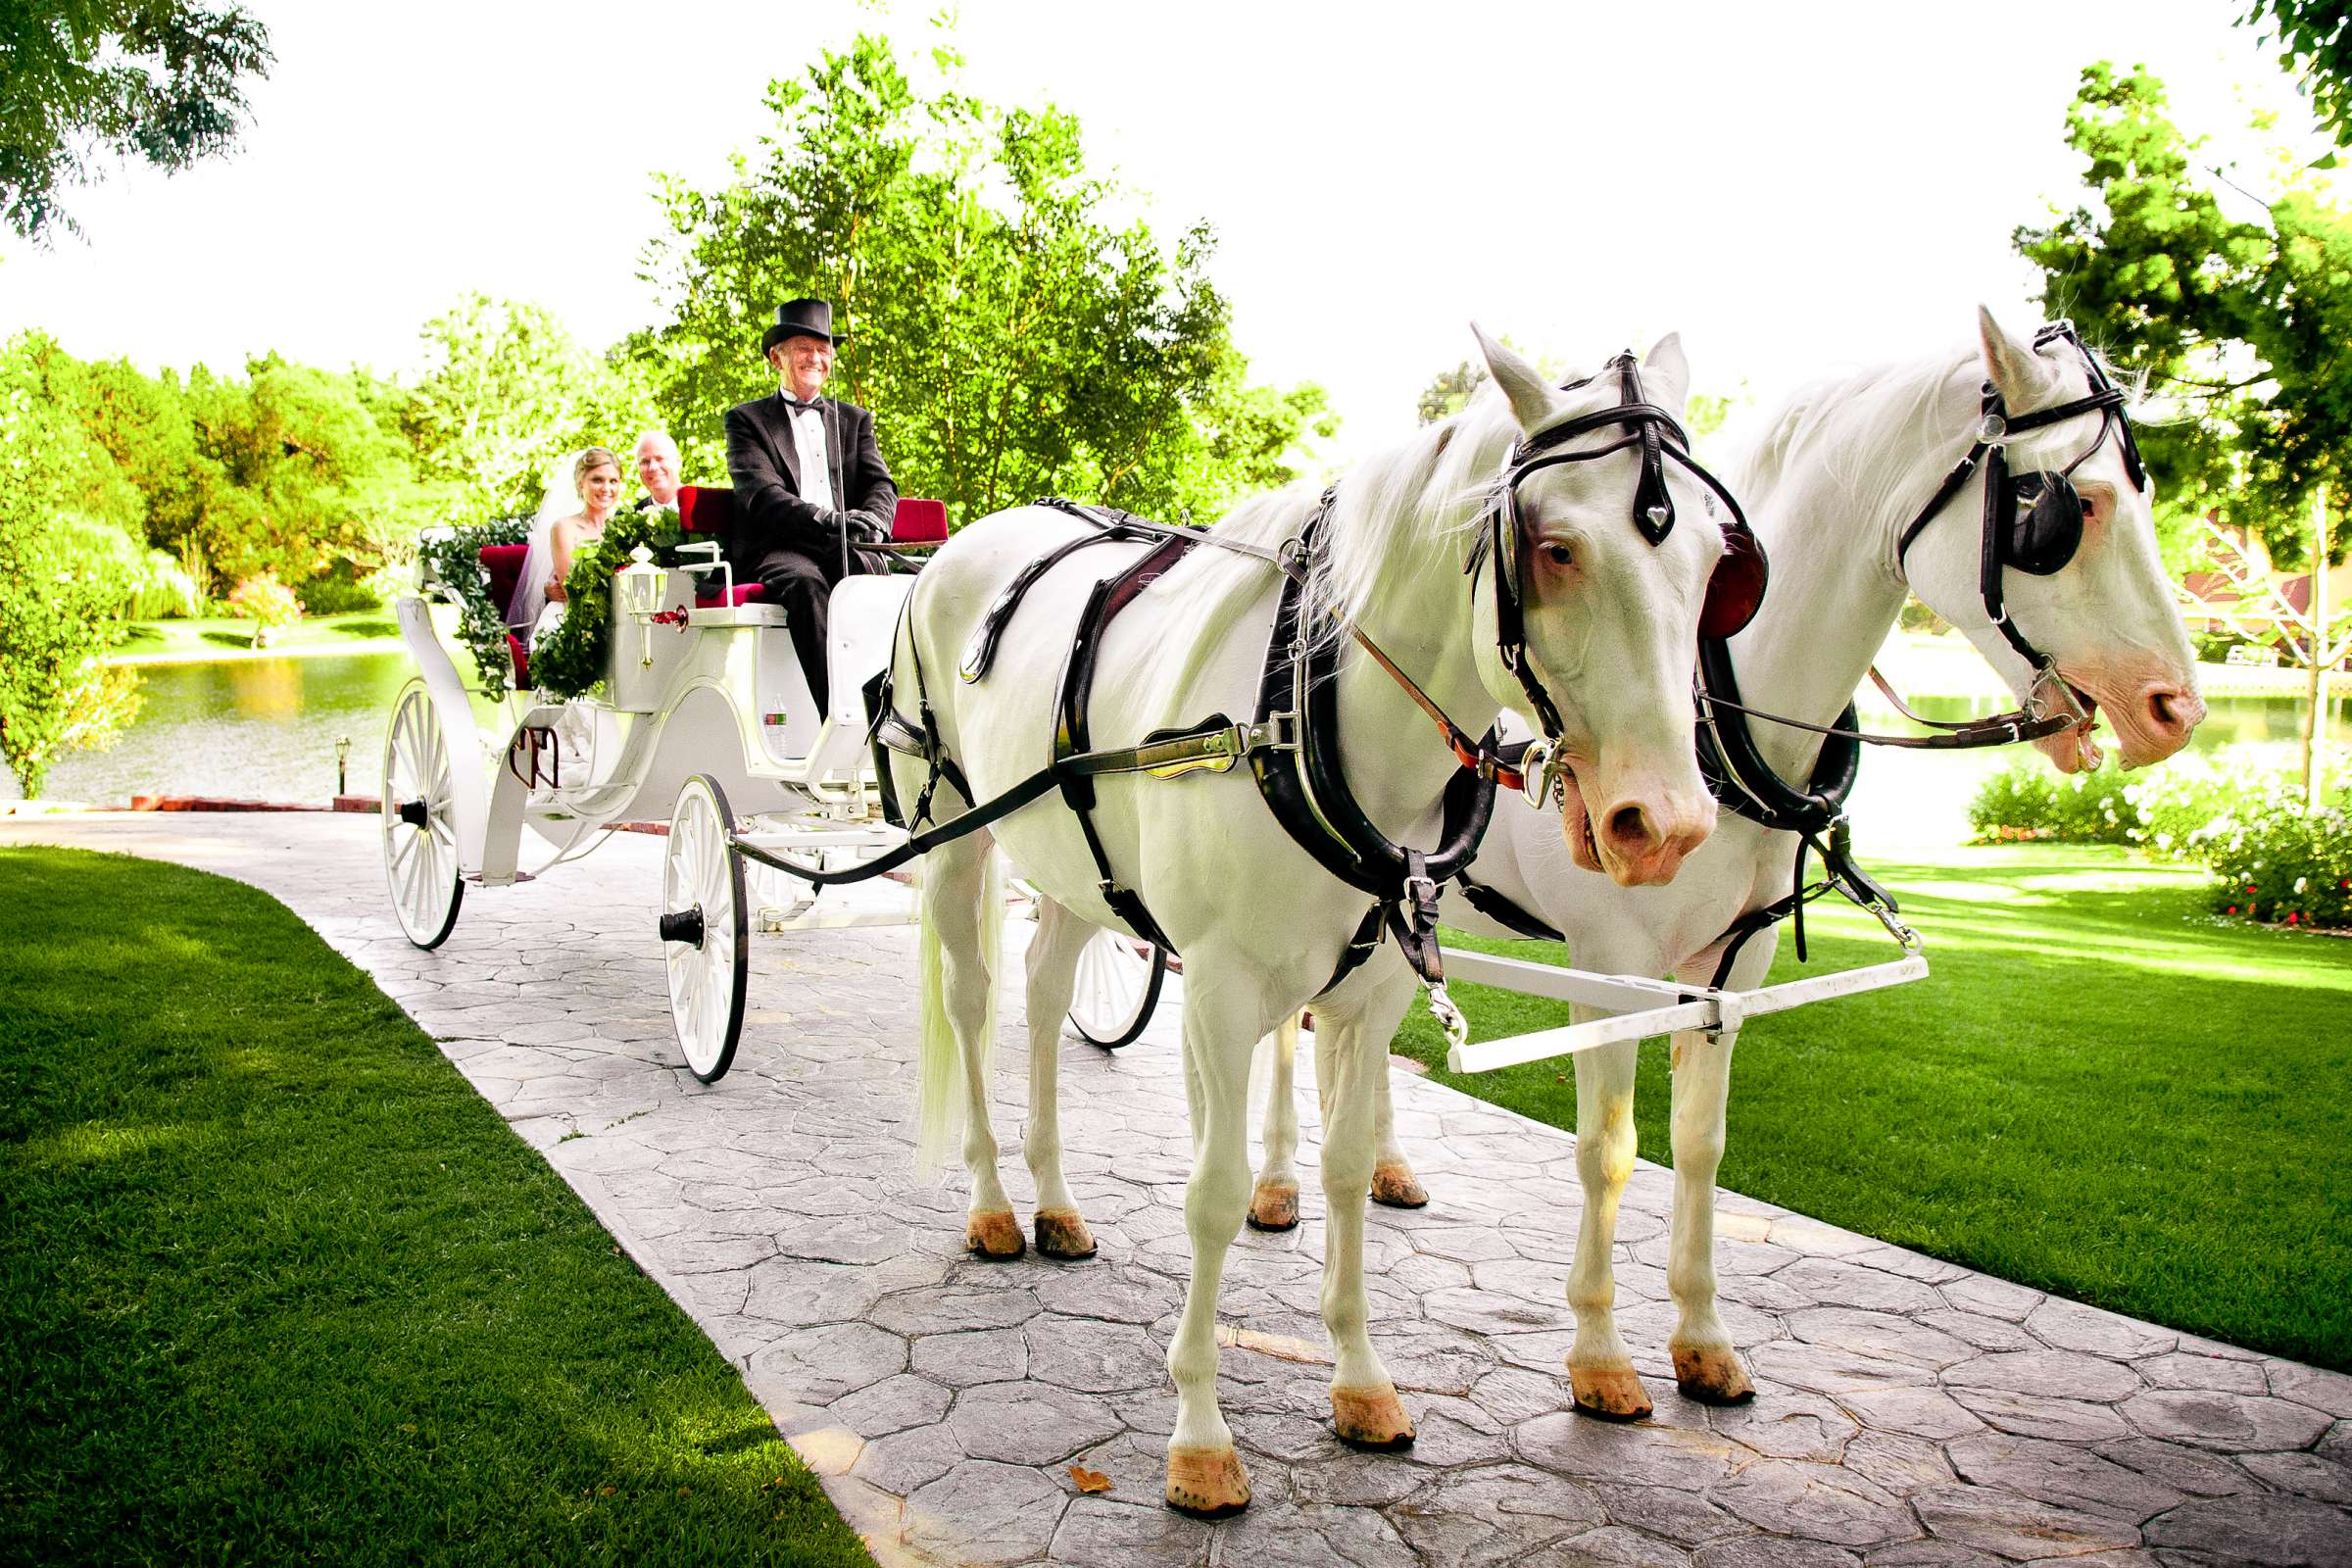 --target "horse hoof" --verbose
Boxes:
[1034,1206,1097,1260]
[1331,1386,1416,1450]
[1369,1160,1428,1209]
[1673,1345,1756,1405]
[964,1209,1026,1260]
[1246,1181,1299,1232]
[1163,1446,1250,1517]
[1569,1365,1654,1422]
